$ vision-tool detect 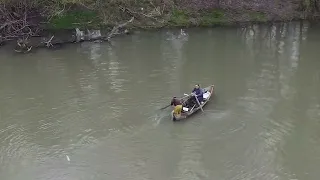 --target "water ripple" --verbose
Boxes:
[0,22,319,180]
